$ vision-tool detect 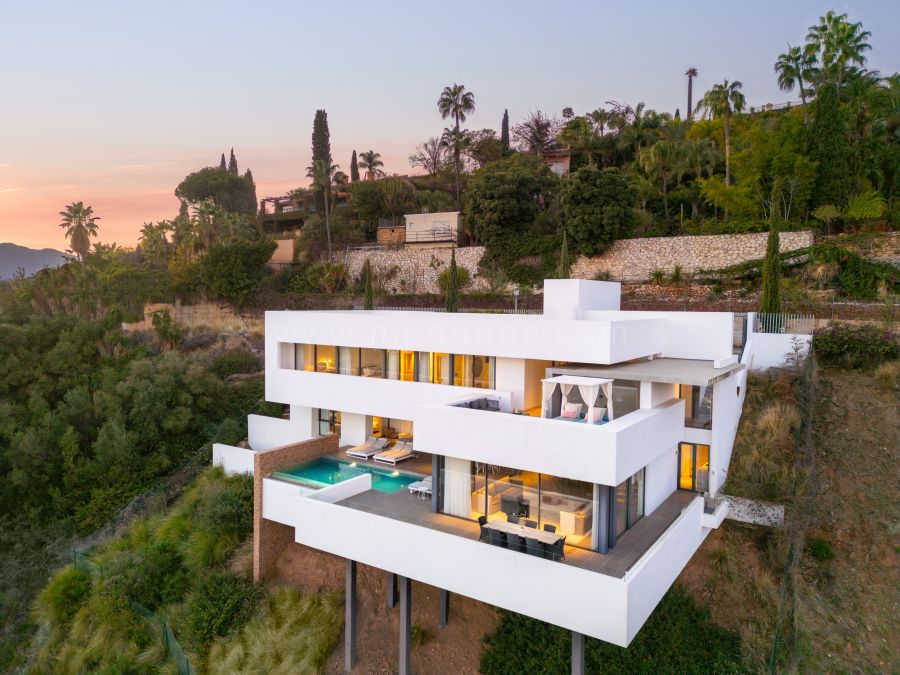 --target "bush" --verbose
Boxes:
[210,349,261,379]
[437,265,470,294]
[38,566,92,626]
[206,588,342,673]
[183,573,260,650]
[289,262,349,294]
[650,269,665,284]
[808,538,835,562]
[873,360,899,390]
[480,585,742,674]
[813,322,898,370]
[105,540,188,610]
[198,238,277,306]
[561,167,635,255]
